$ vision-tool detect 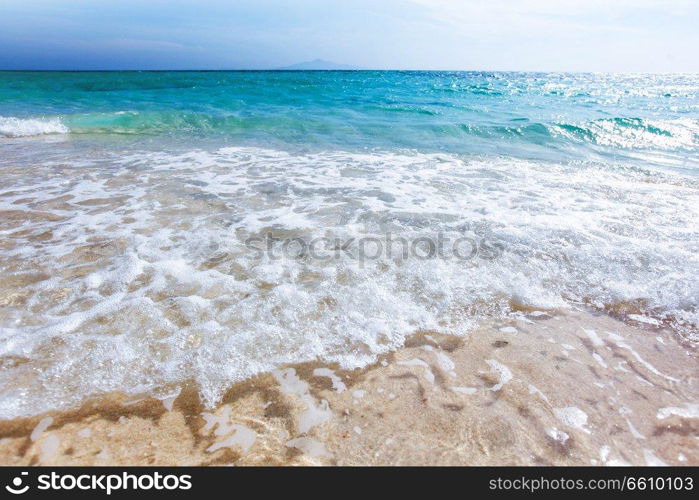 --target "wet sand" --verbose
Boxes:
[0,308,696,466]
